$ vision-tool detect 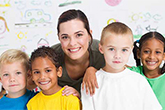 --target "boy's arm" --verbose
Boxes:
[82,67,98,96]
